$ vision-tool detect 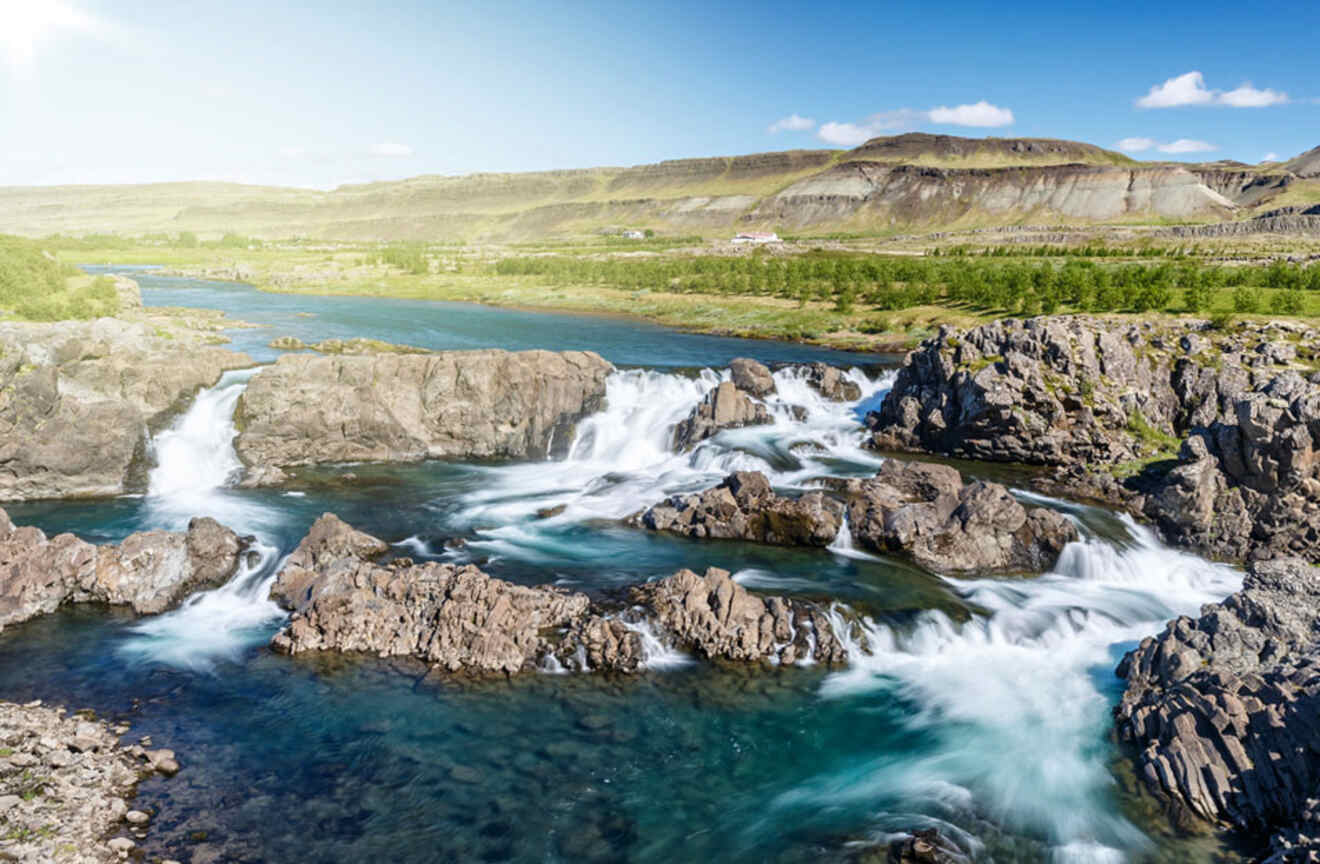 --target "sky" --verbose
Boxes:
[2,0,1318,189]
